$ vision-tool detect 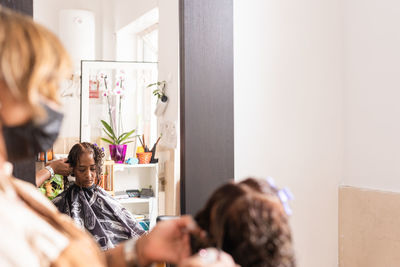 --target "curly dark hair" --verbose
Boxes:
[193,178,296,267]
[65,142,105,186]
